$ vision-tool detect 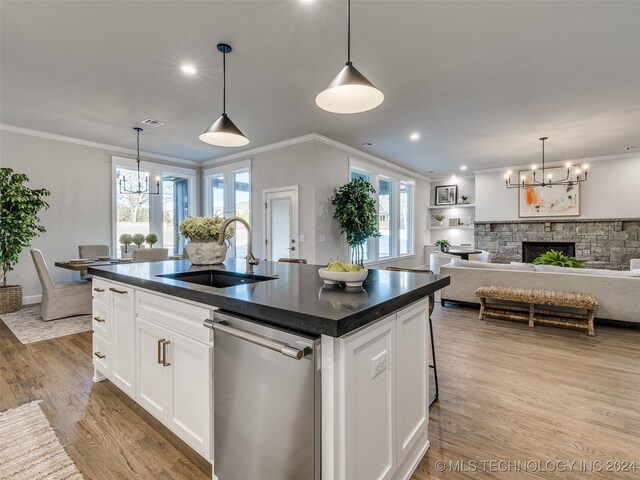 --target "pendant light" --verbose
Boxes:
[199,43,249,147]
[118,127,160,195]
[315,0,384,114]
[504,137,589,189]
